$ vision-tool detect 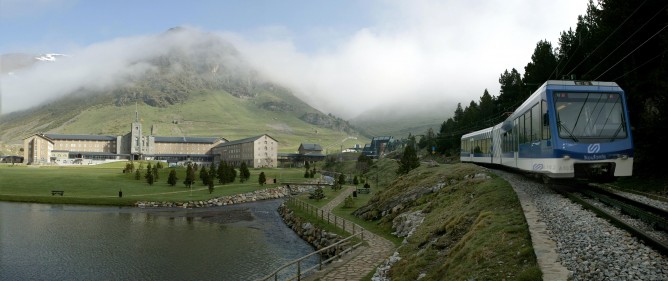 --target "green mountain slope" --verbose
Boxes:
[0,28,366,153]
